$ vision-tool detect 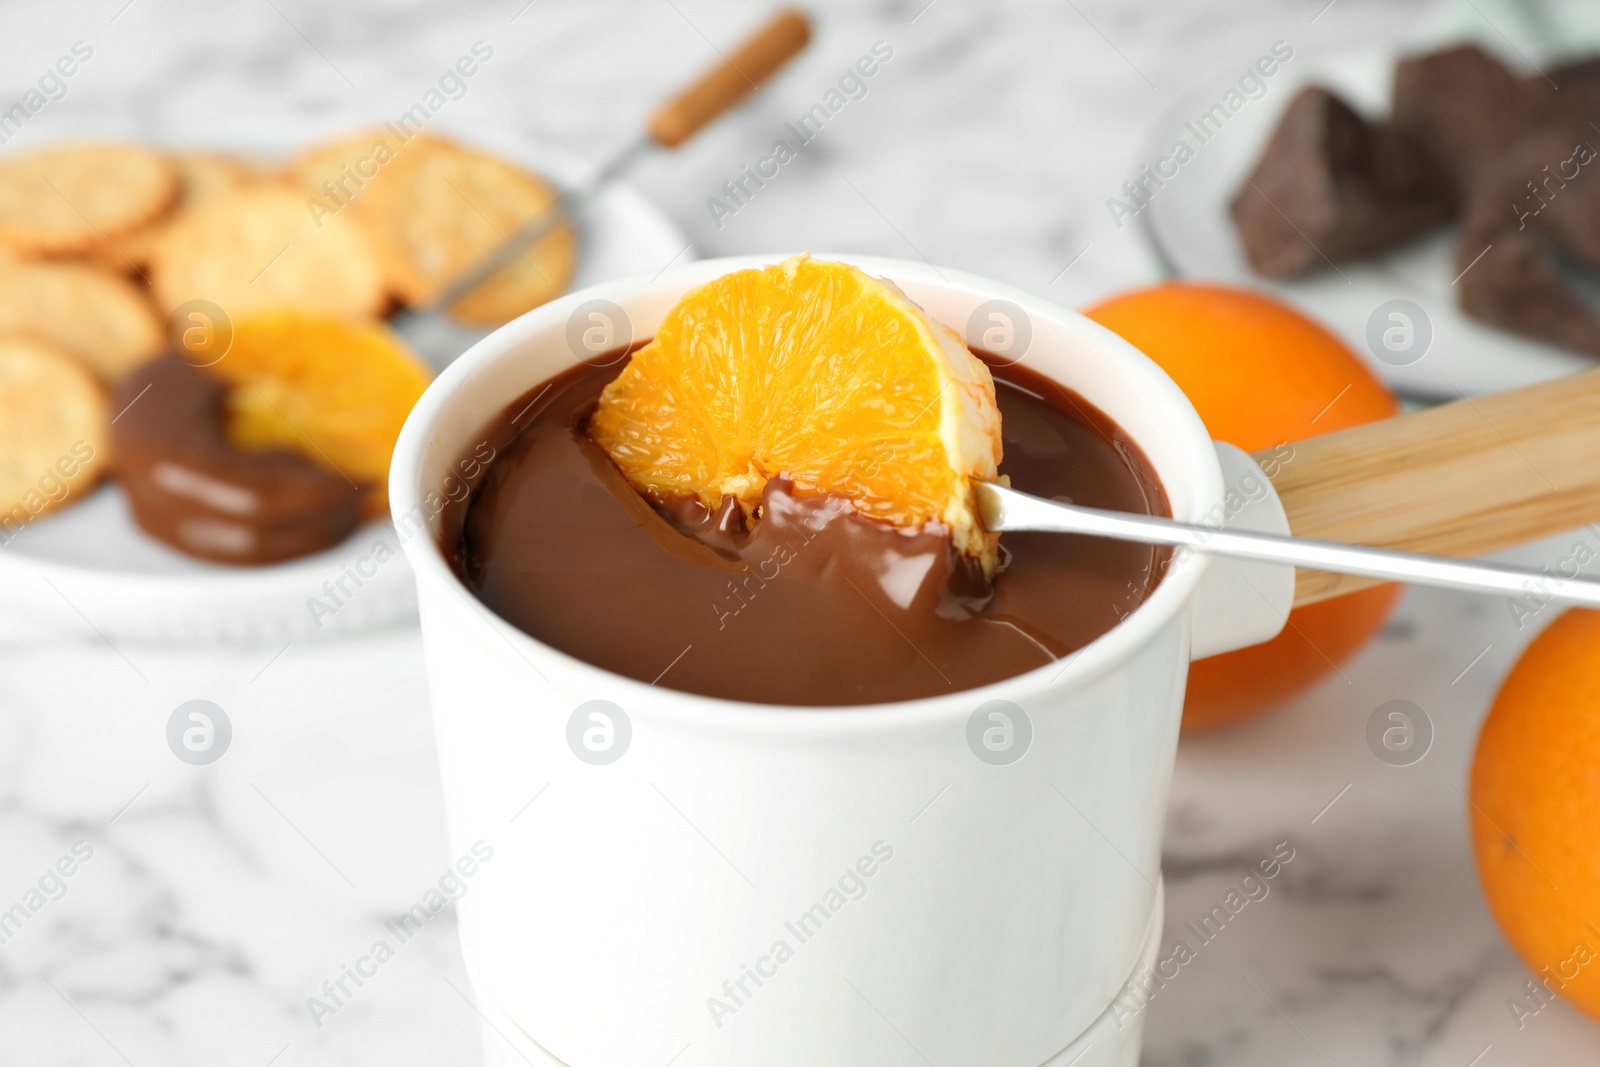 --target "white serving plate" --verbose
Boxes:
[0,122,691,647]
[1137,40,1595,401]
